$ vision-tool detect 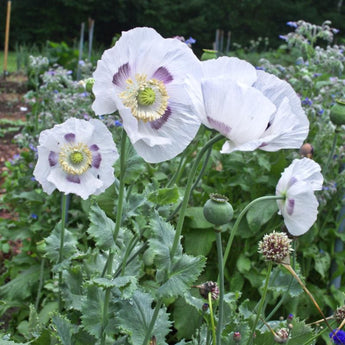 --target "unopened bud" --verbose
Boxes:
[202,303,209,312]
[233,332,241,343]
[300,143,314,158]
